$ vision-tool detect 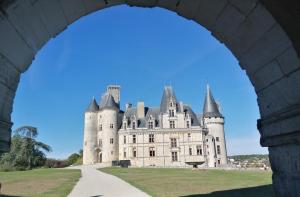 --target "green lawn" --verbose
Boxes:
[0,168,81,197]
[100,167,274,197]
